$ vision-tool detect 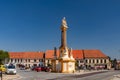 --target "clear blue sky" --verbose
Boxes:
[0,0,120,59]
